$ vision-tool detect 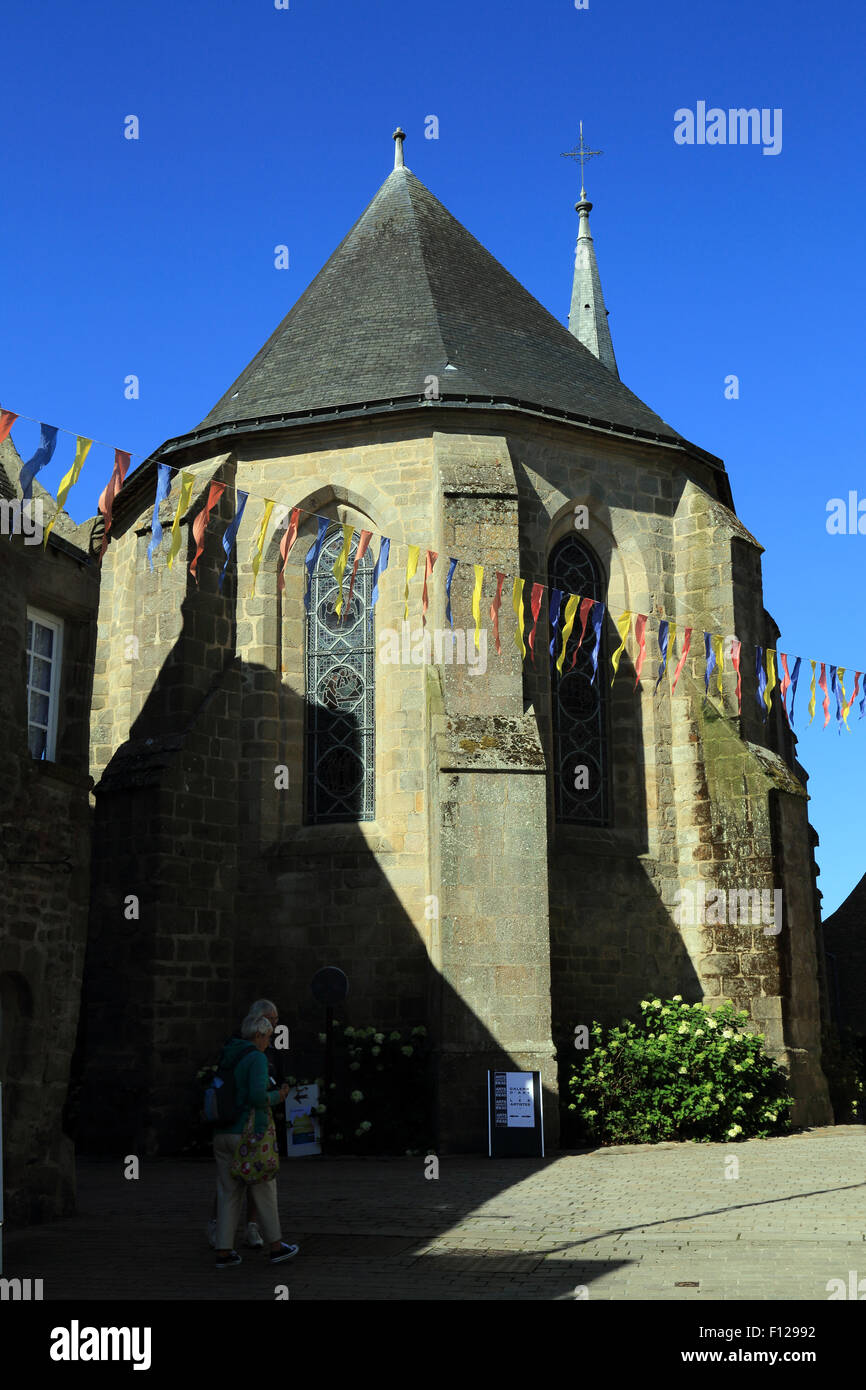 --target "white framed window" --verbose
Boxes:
[25,607,64,761]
